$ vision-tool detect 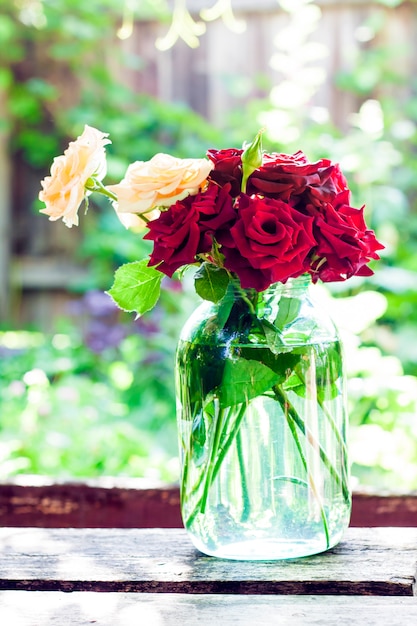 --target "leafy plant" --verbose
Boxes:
[1,0,223,174]
[0,279,198,480]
